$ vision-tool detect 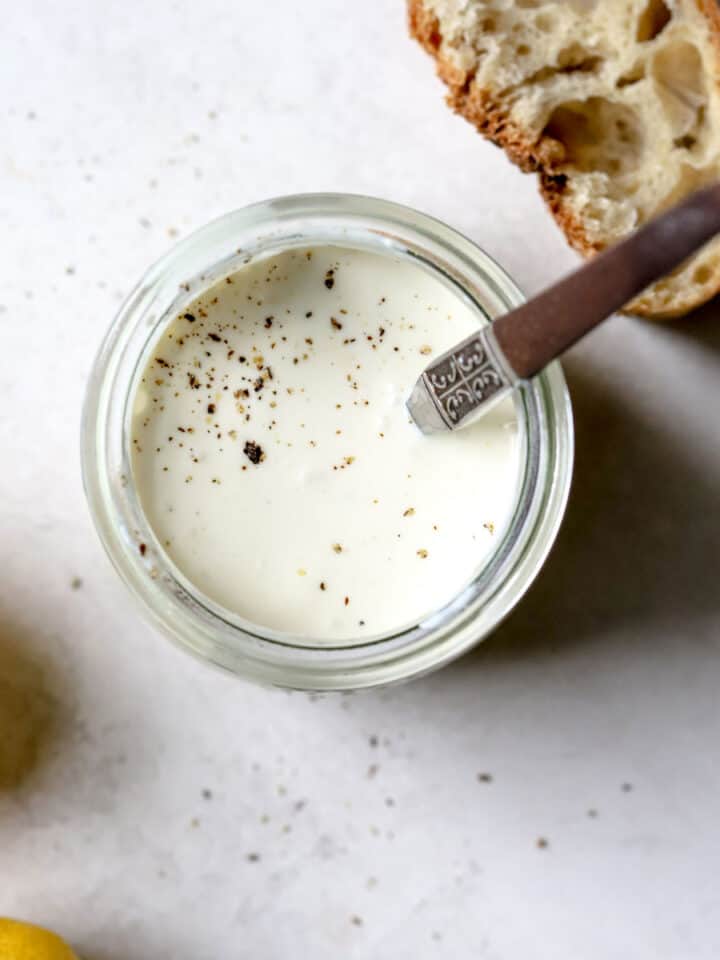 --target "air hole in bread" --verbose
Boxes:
[617,63,646,88]
[637,0,672,42]
[517,44,531,56]
[582,199,608,224]
[480,17,497,32]
[674,133,697,150]
[693,264,711,285]
[557,43,604,73]
[535,13,557,33]
[543,98,643,175]
[517,0,542,7]
[652,42,707,140]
